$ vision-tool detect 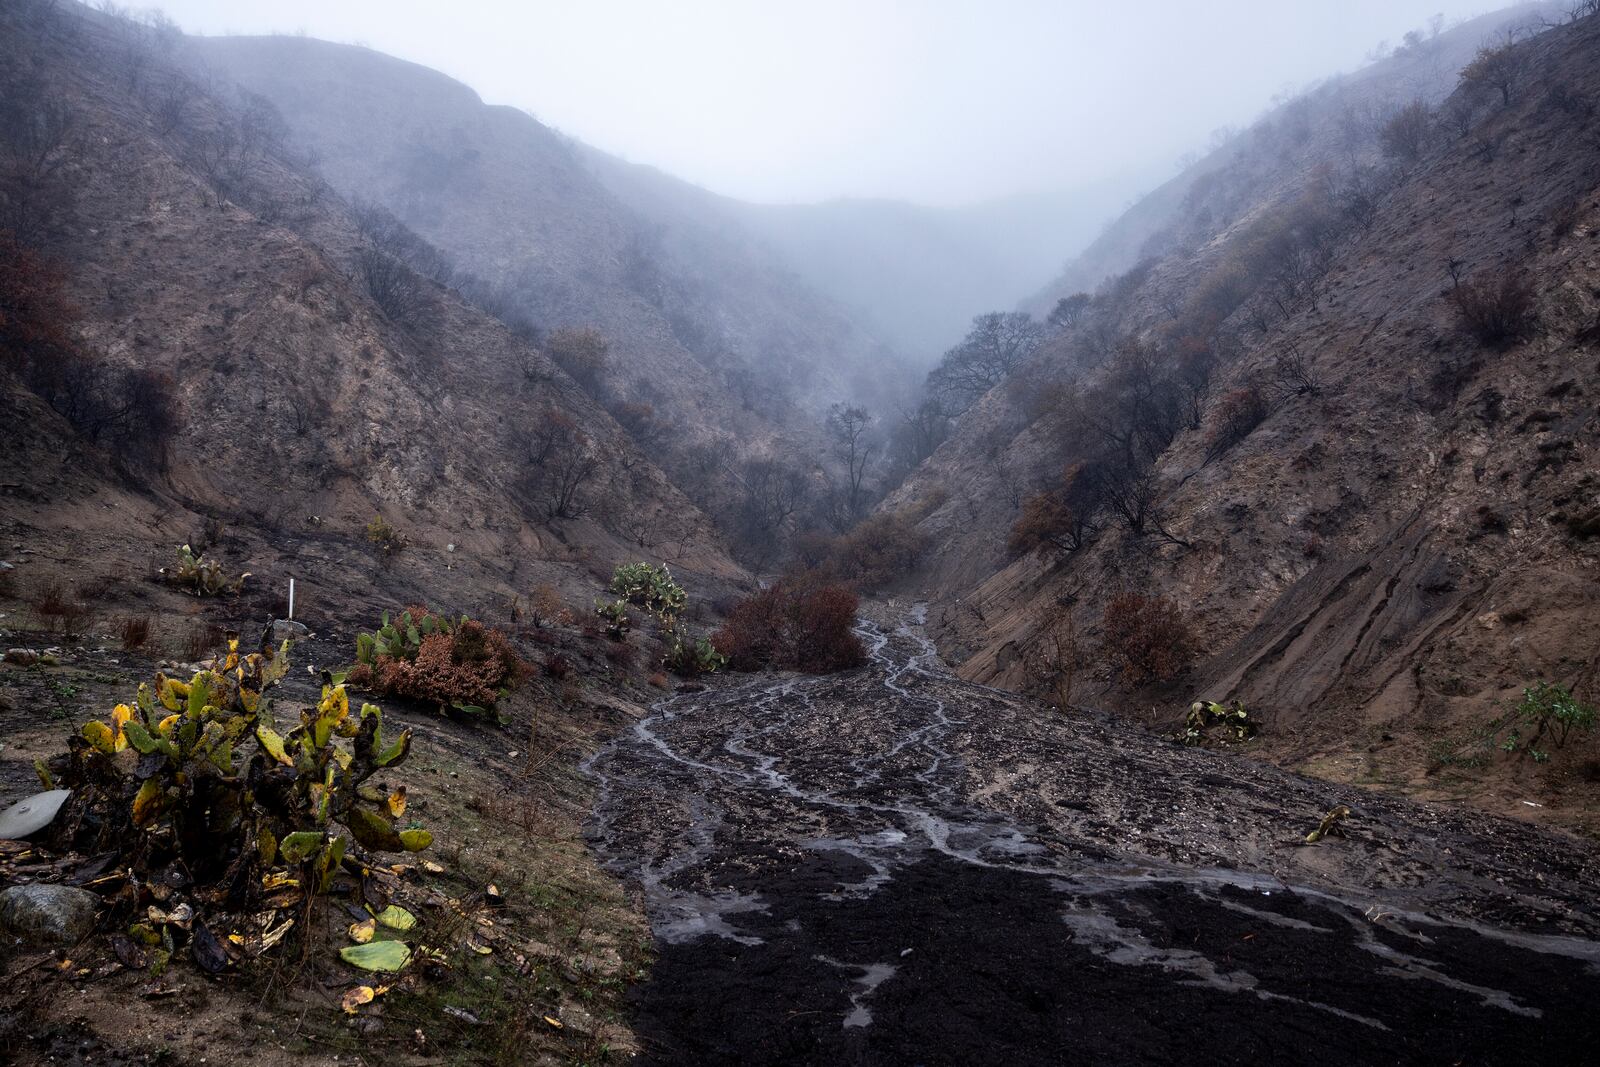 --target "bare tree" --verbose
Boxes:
[824,403,876,530]
[356,248,433,329]
[1459,36,1531,108]
[0,82,77,241]
[889,397,950,475]
[519,408,598,520]
[926,311,1046,414]
[1047,292,1091,330]
[1025,604,1081,711]
[732,456,811,564]
[1379,100,1432,164]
